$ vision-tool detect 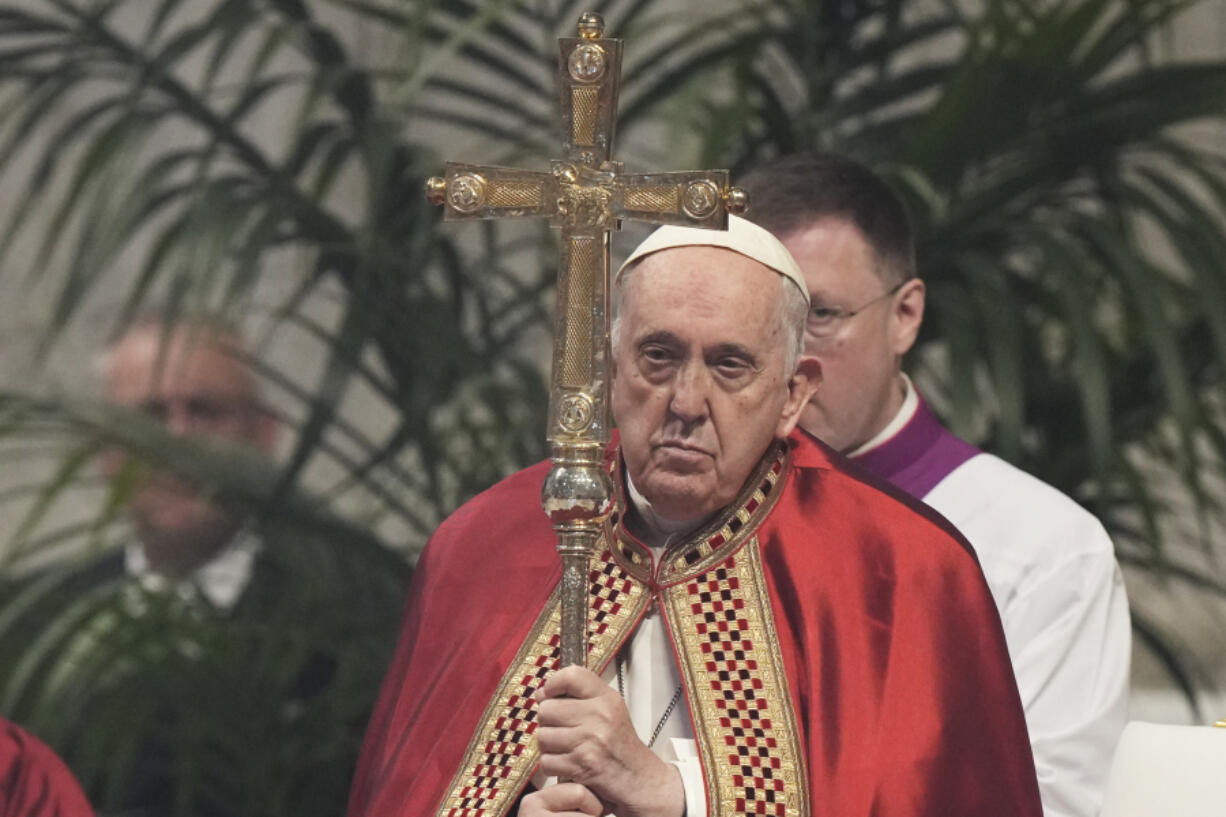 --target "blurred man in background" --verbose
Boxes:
[743,153,1130,817]
[100,315,276,606]
[1,312,407,817]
